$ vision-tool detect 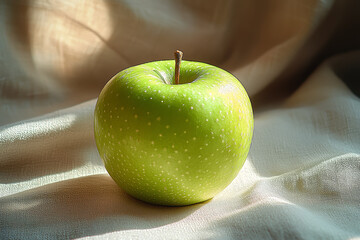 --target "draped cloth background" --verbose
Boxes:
[1,0,360,239]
